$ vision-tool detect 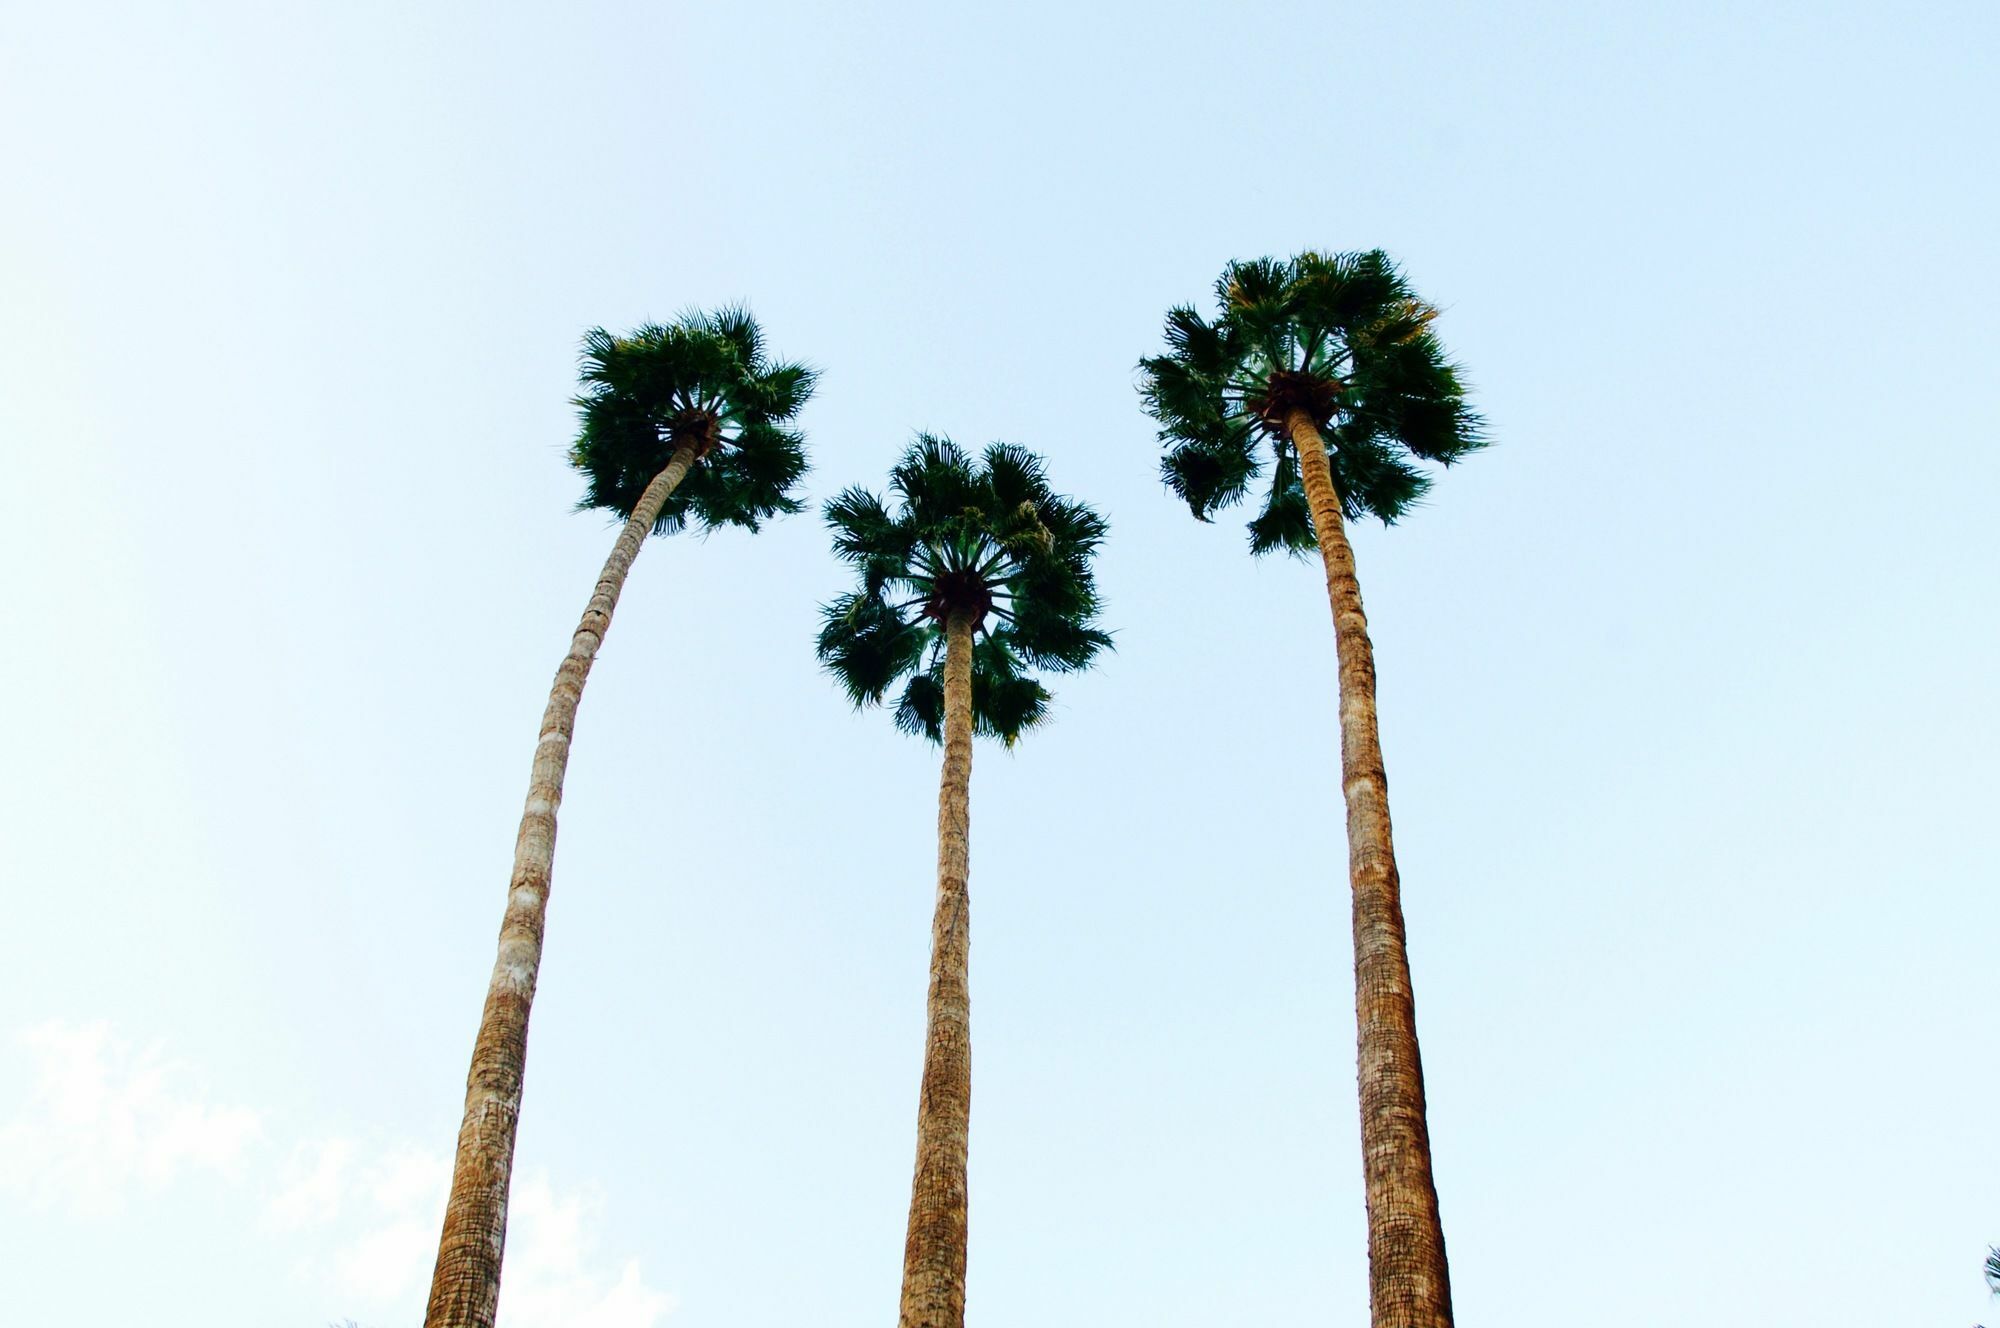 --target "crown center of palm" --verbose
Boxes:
[923,569,993,629]
[668,408,723,459]
[1247,369,1343,435]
